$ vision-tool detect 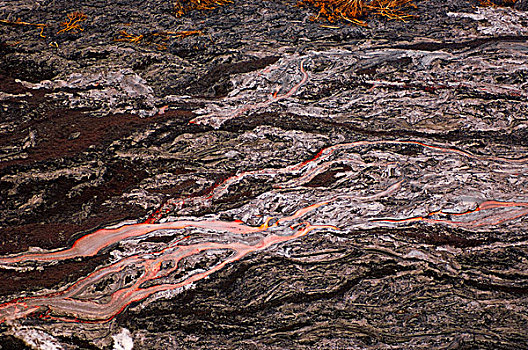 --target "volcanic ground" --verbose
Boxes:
[1,0,528,349]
